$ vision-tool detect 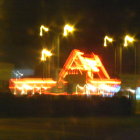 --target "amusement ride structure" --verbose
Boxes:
[9,49,121,96]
